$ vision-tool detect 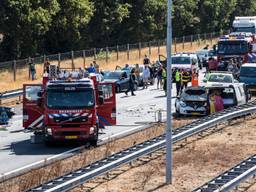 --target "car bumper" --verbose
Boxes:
[179,106,207,116]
